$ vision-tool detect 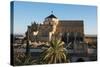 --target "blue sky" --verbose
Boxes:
[13,1,97,35]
